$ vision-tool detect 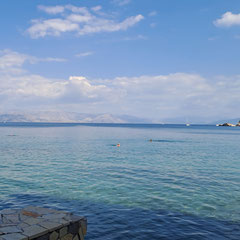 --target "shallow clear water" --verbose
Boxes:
[0,123,240,239]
